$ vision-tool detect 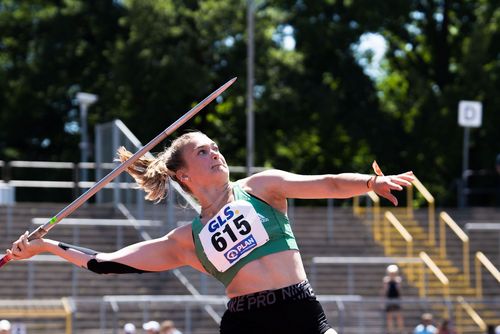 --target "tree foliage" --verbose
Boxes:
[1,0,499,205]
[378,0,500,203]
